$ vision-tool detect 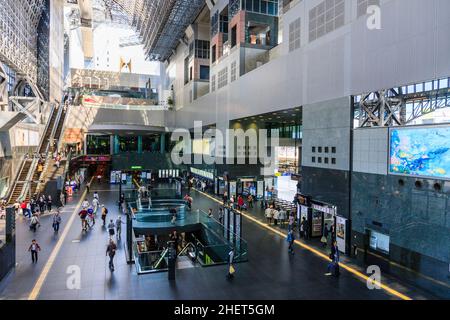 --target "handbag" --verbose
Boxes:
[229,265,235,275]
[321,236,327,243]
